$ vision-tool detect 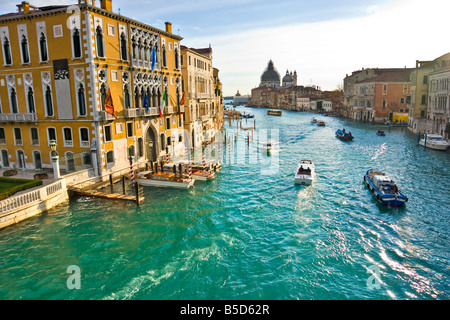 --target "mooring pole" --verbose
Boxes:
[135,181,140,206]
[109,174,114,193]
[122,175,126,195]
